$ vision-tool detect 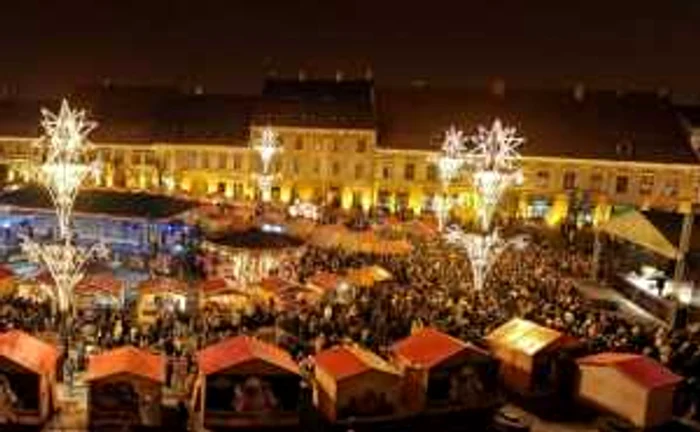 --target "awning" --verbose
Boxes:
[599,209,679,259]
